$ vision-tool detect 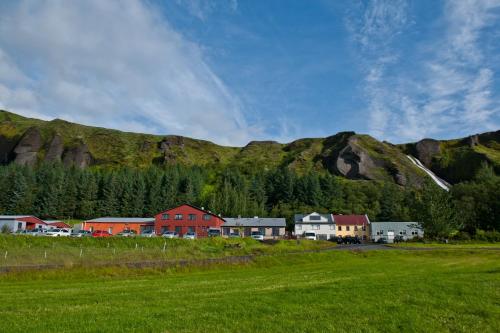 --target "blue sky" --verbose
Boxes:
[0,0,499,145]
